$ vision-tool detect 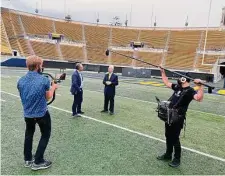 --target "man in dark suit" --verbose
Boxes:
[101,65,118,115]
[70,63,84,117]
